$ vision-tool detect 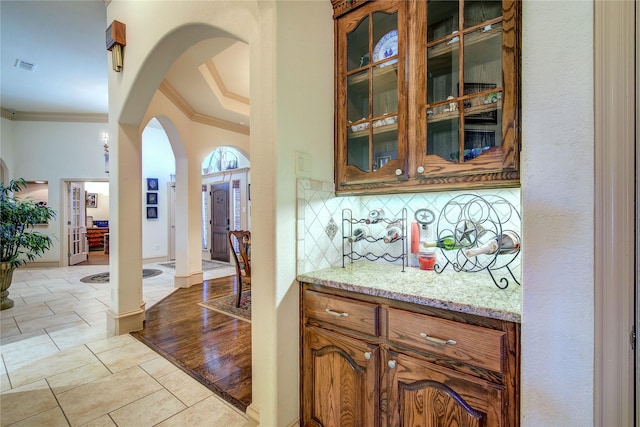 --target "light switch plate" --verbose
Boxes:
[295,151,312,177]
